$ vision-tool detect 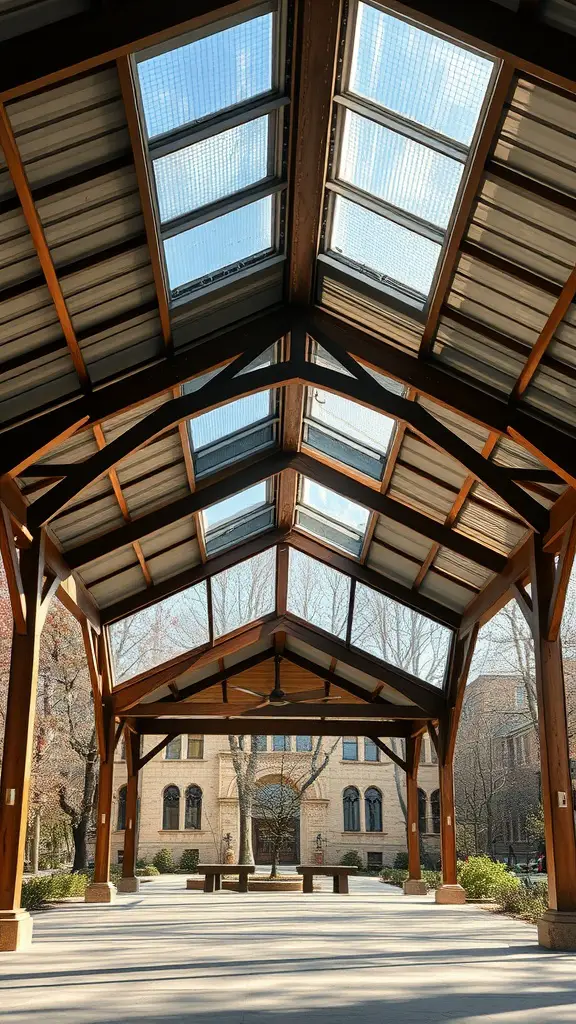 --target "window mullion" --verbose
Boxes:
[325,180,444,246]
[333,93,468,164]
[161,178,286,240]
[149,94,289,160]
